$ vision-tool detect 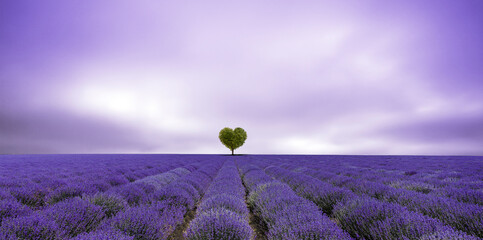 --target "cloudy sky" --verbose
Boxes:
[1,0,483,155]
